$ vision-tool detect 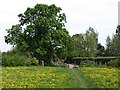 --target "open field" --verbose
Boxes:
[2,66,120,88]
[2,66,86,88]
[80,67,120,88]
